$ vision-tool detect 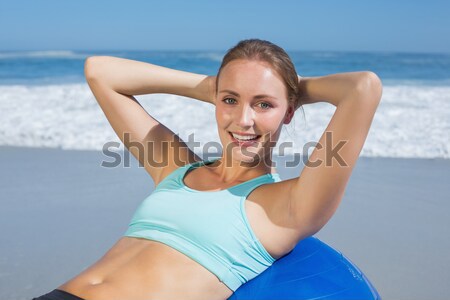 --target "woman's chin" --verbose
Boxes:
[229,146,264,163]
